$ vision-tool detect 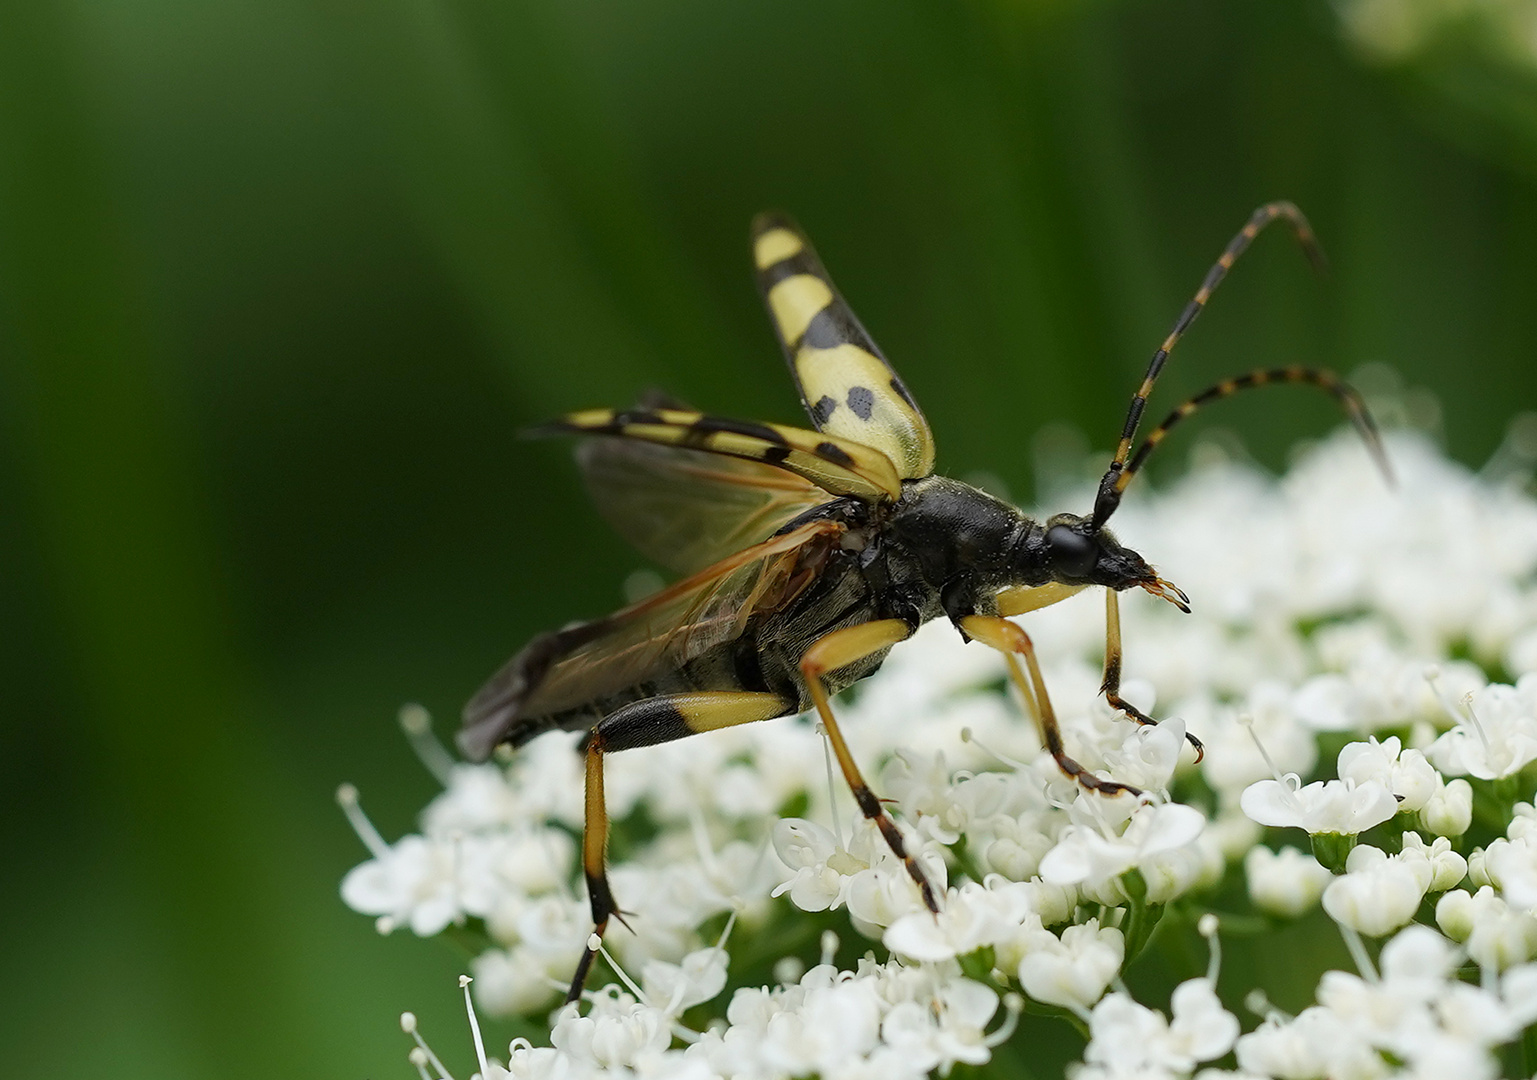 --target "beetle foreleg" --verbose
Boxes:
[1100,589,1204,762]
[960,614,1141,798]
